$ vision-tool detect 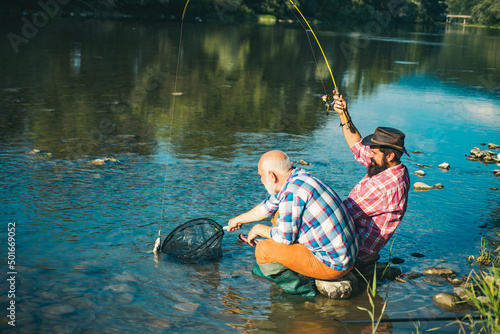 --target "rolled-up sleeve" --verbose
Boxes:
[351,139,371,167]
[260,194,279,217]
